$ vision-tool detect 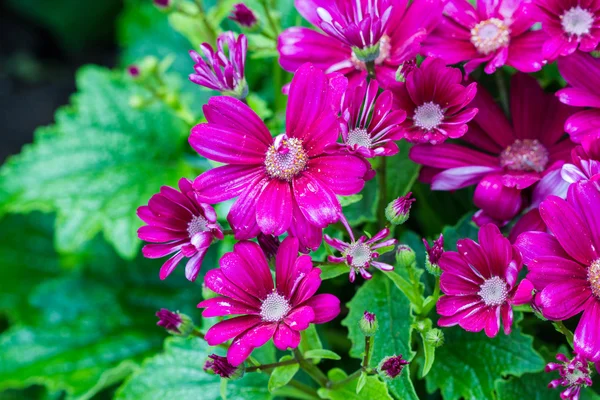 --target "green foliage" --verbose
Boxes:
[267,356,298,392]
[317,369,392,400]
